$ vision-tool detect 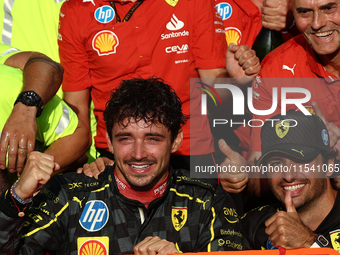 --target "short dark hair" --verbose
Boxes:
[104,77,188,142]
